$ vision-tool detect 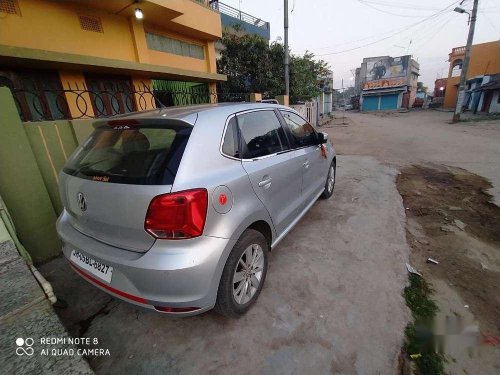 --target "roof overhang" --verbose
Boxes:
[0,45,226,83]
[64,0,221,41]
[362,86,407,95]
